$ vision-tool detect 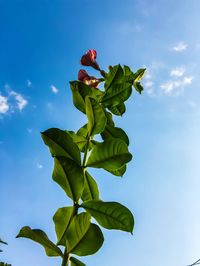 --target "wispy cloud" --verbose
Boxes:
[27,80,32,87]
[51,85,59,94]
[160,75,193,95]
[170,66,185,77]
[0,94,9,114]
[9,91,28,111]
[172,42,188,52]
